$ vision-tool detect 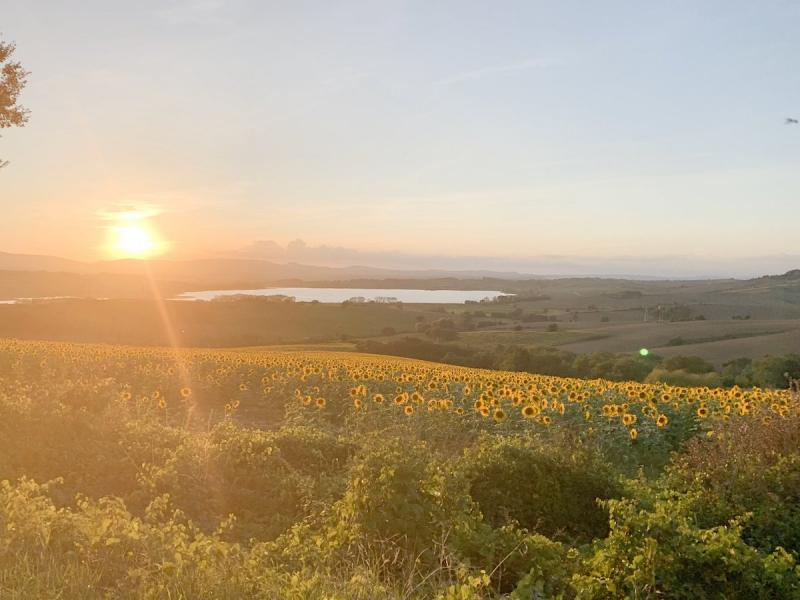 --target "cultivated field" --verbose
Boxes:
[555,319,800,364]
[1,339,799,598]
